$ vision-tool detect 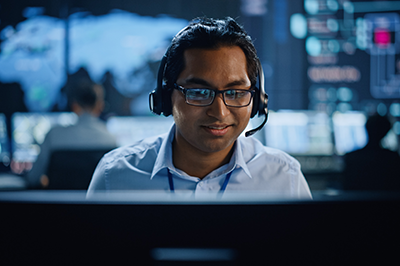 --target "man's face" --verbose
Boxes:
[171,46,253,156]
